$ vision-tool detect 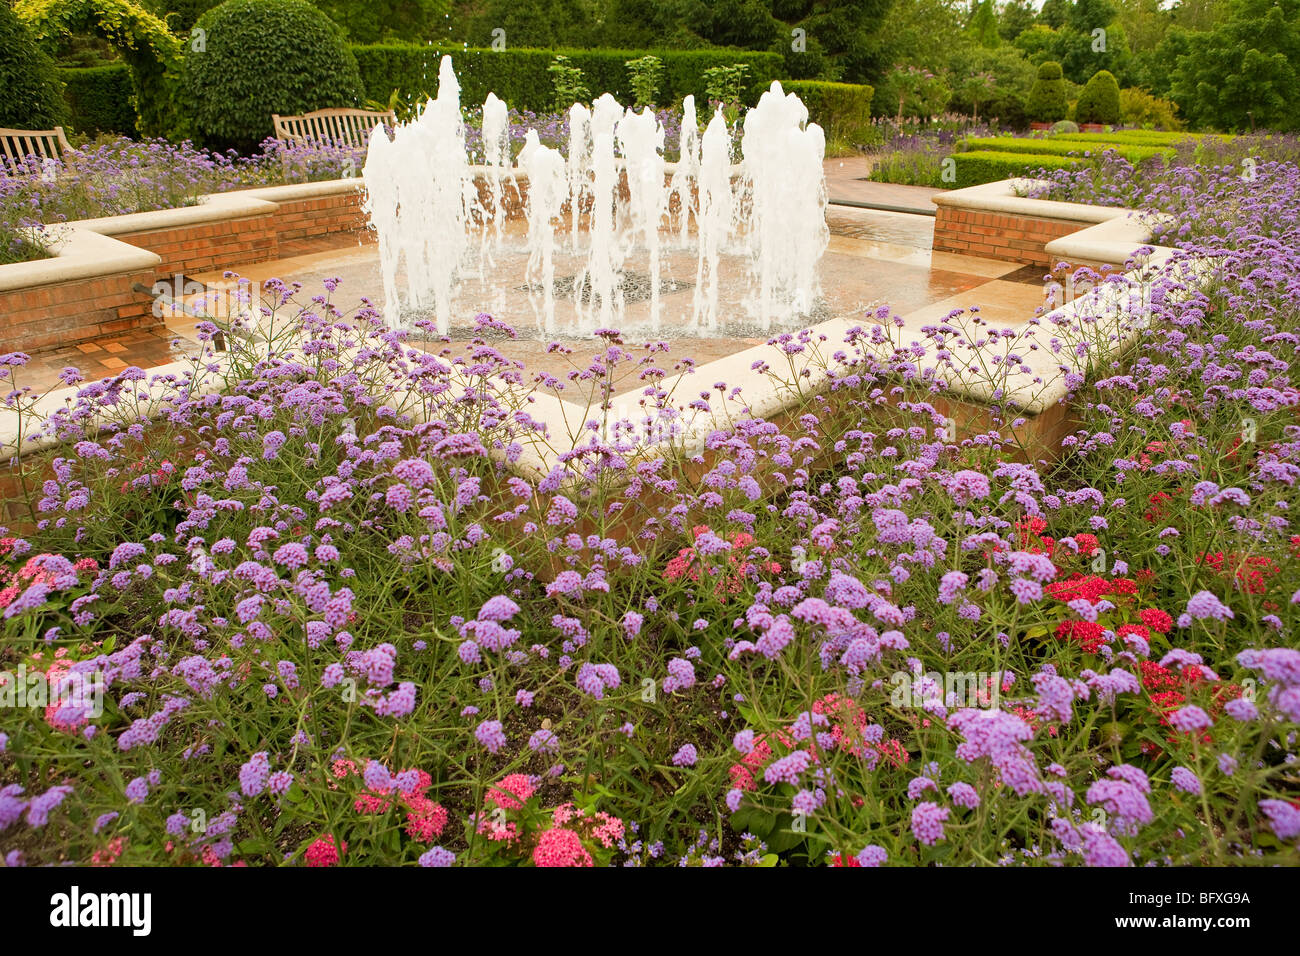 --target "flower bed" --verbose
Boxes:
[0,147,1297,867]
